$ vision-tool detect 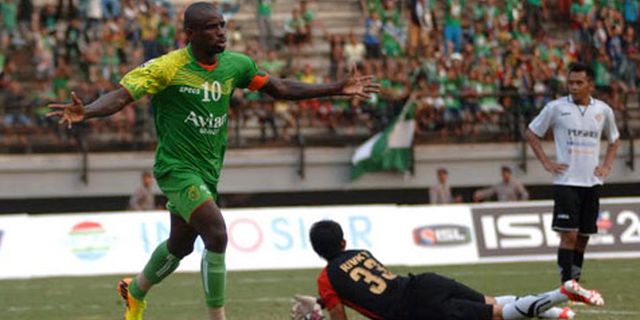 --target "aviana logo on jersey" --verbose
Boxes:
[184,112,227,135]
